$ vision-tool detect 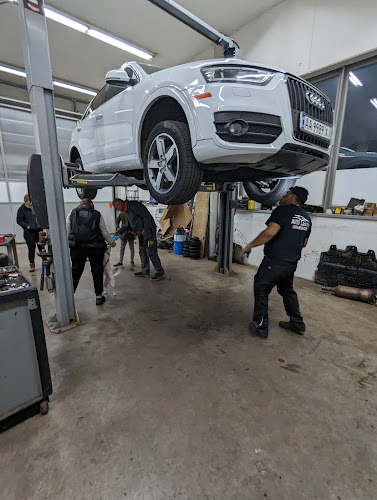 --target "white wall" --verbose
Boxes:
[234,210,377,281]
[193,0,377,77]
